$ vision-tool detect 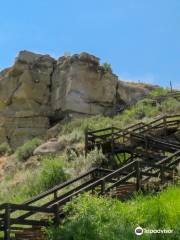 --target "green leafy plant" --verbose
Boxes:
[26,155,69,196]
[66,148,106,177]
[148,87,169,97]
[59,129,84,145]
[0,142,12,156]
[45,186,180,240]
[16,138,42,161]
[102,62,112,72]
